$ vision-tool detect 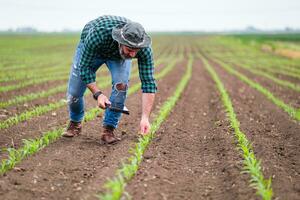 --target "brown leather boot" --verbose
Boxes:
[101,125,120,144]
[62,121,82,137]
